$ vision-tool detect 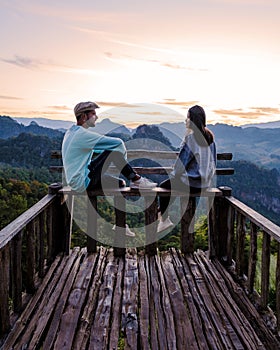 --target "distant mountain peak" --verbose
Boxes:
[29,121,39,126]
